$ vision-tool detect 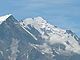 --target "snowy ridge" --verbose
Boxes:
[0,14,12,24]
[20,25,38,40]
[20,17,80,54]
[20,17,66,35]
